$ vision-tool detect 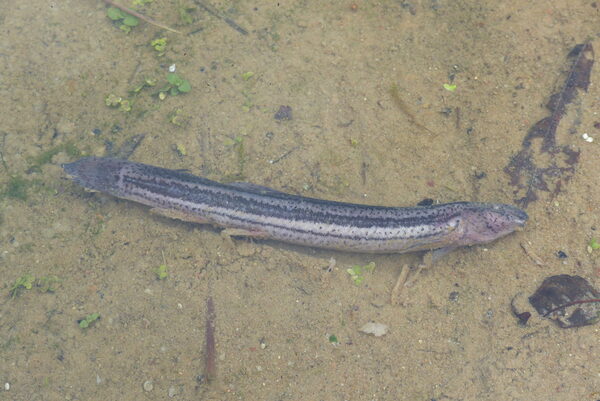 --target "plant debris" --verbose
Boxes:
[204,296,217,382]
[274,105,293,121]
[106,134,146,159]
[193,0,248,36]
[504,43,594,207]
[528,274,600,328]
